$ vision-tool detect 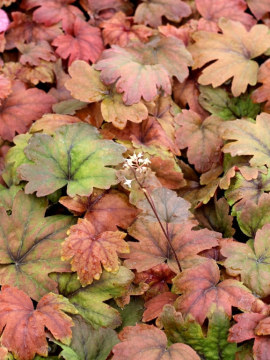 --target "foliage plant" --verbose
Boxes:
[1,0,270,359]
